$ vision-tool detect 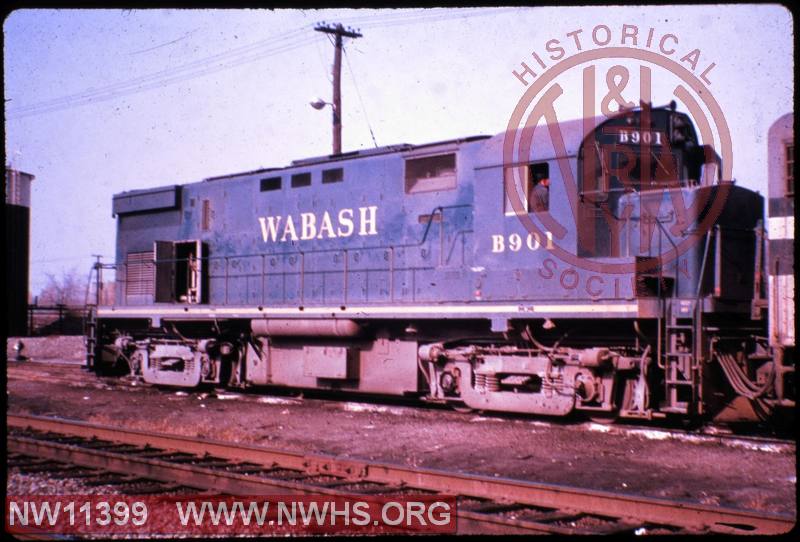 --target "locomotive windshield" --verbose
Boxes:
[576,105,709,258]
[606,146,681,188]
[578,107,700,198]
